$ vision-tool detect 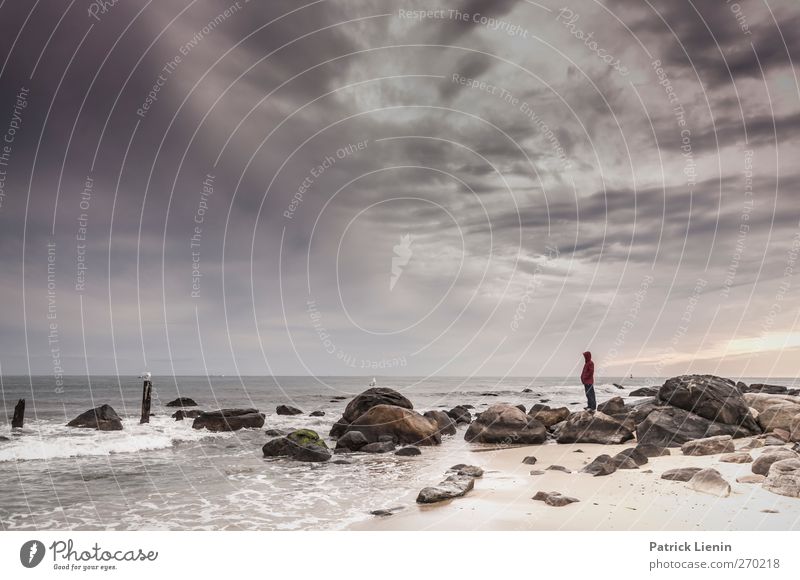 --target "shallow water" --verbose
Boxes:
[0,375,796,530]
